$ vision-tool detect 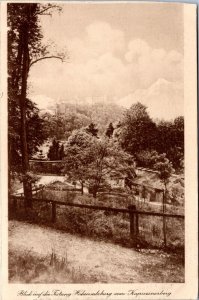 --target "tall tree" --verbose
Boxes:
[8,3,64,206]
[119,102,157,155]
[156,116,184,170]
[63,129,95,194]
